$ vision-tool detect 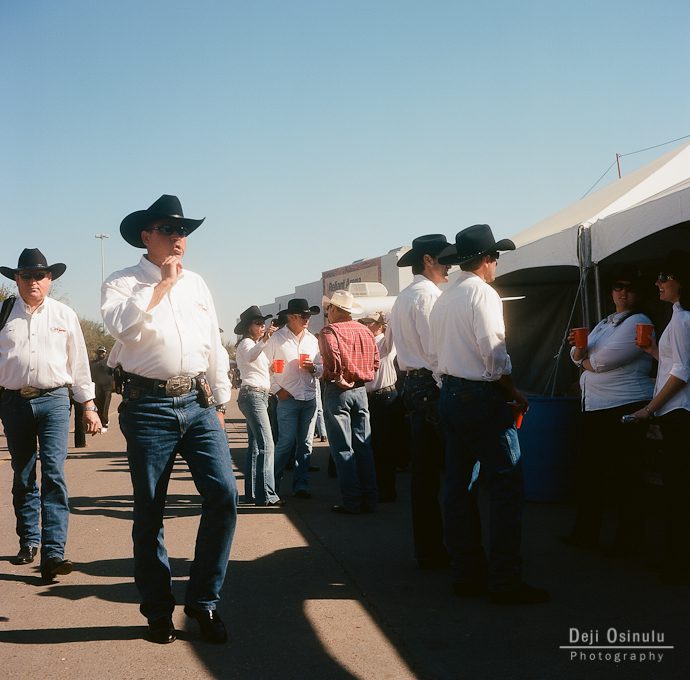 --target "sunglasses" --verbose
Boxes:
[657,272,677,283]
[487,251,500,262]
[251,319,266,326]
[148,224,189,236]
[612,282,636,292]
[19,271,49,281]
